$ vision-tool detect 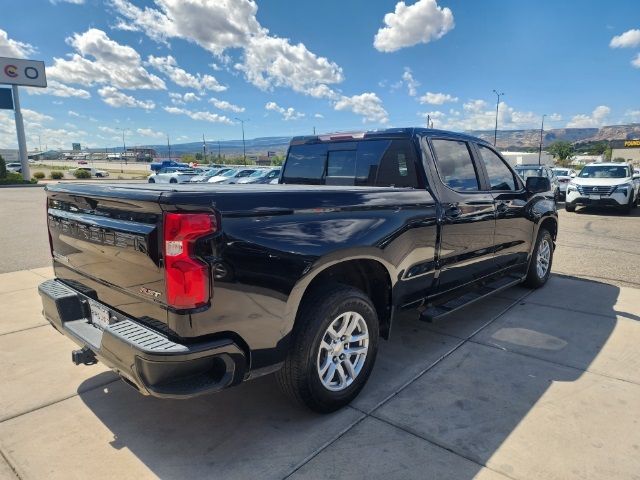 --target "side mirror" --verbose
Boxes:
[526,176,551,194]
[633,173,640,180]
[570,173,576,178]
